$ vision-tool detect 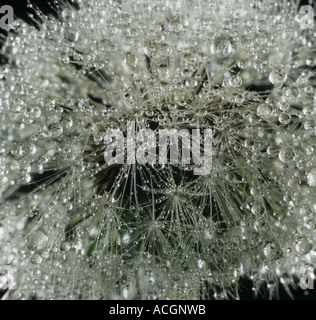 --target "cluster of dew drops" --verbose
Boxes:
[0,0,316,299]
